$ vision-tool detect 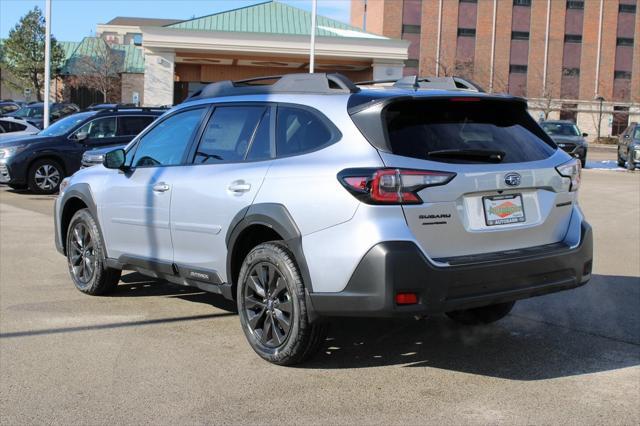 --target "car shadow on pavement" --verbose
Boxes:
[112,272,237,313]
[301,274,640,380]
